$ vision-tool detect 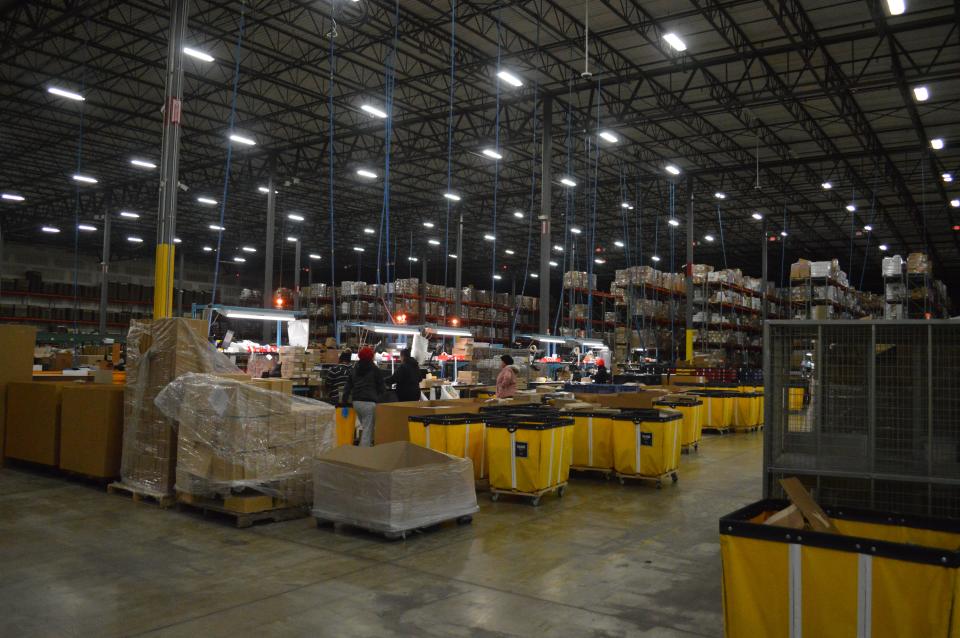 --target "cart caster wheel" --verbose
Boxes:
[490,493,499,502]
[671,473,679,483]
[618,476,625,485]
[557,486,566,498]
[530,496,541,507]
[656,480,663,489]
[604,472,612,481]
[456,515,473,525]
[694,443,699,451]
